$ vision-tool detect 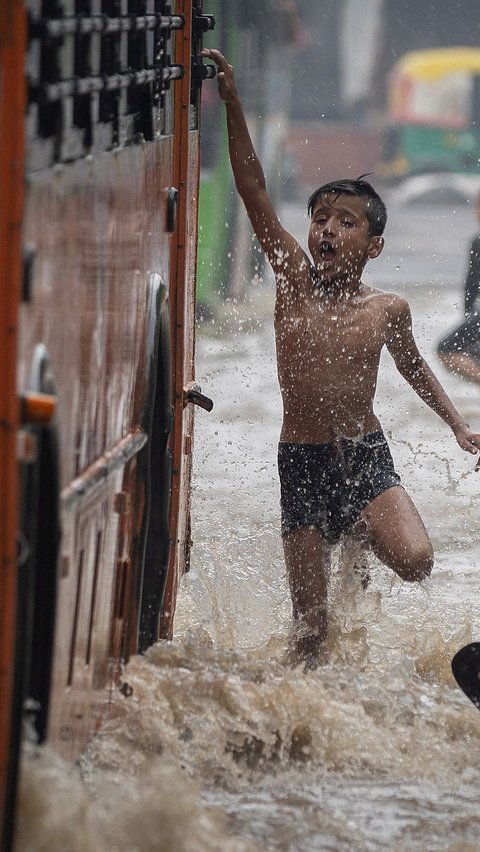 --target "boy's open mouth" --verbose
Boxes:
[320,240,336,262]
